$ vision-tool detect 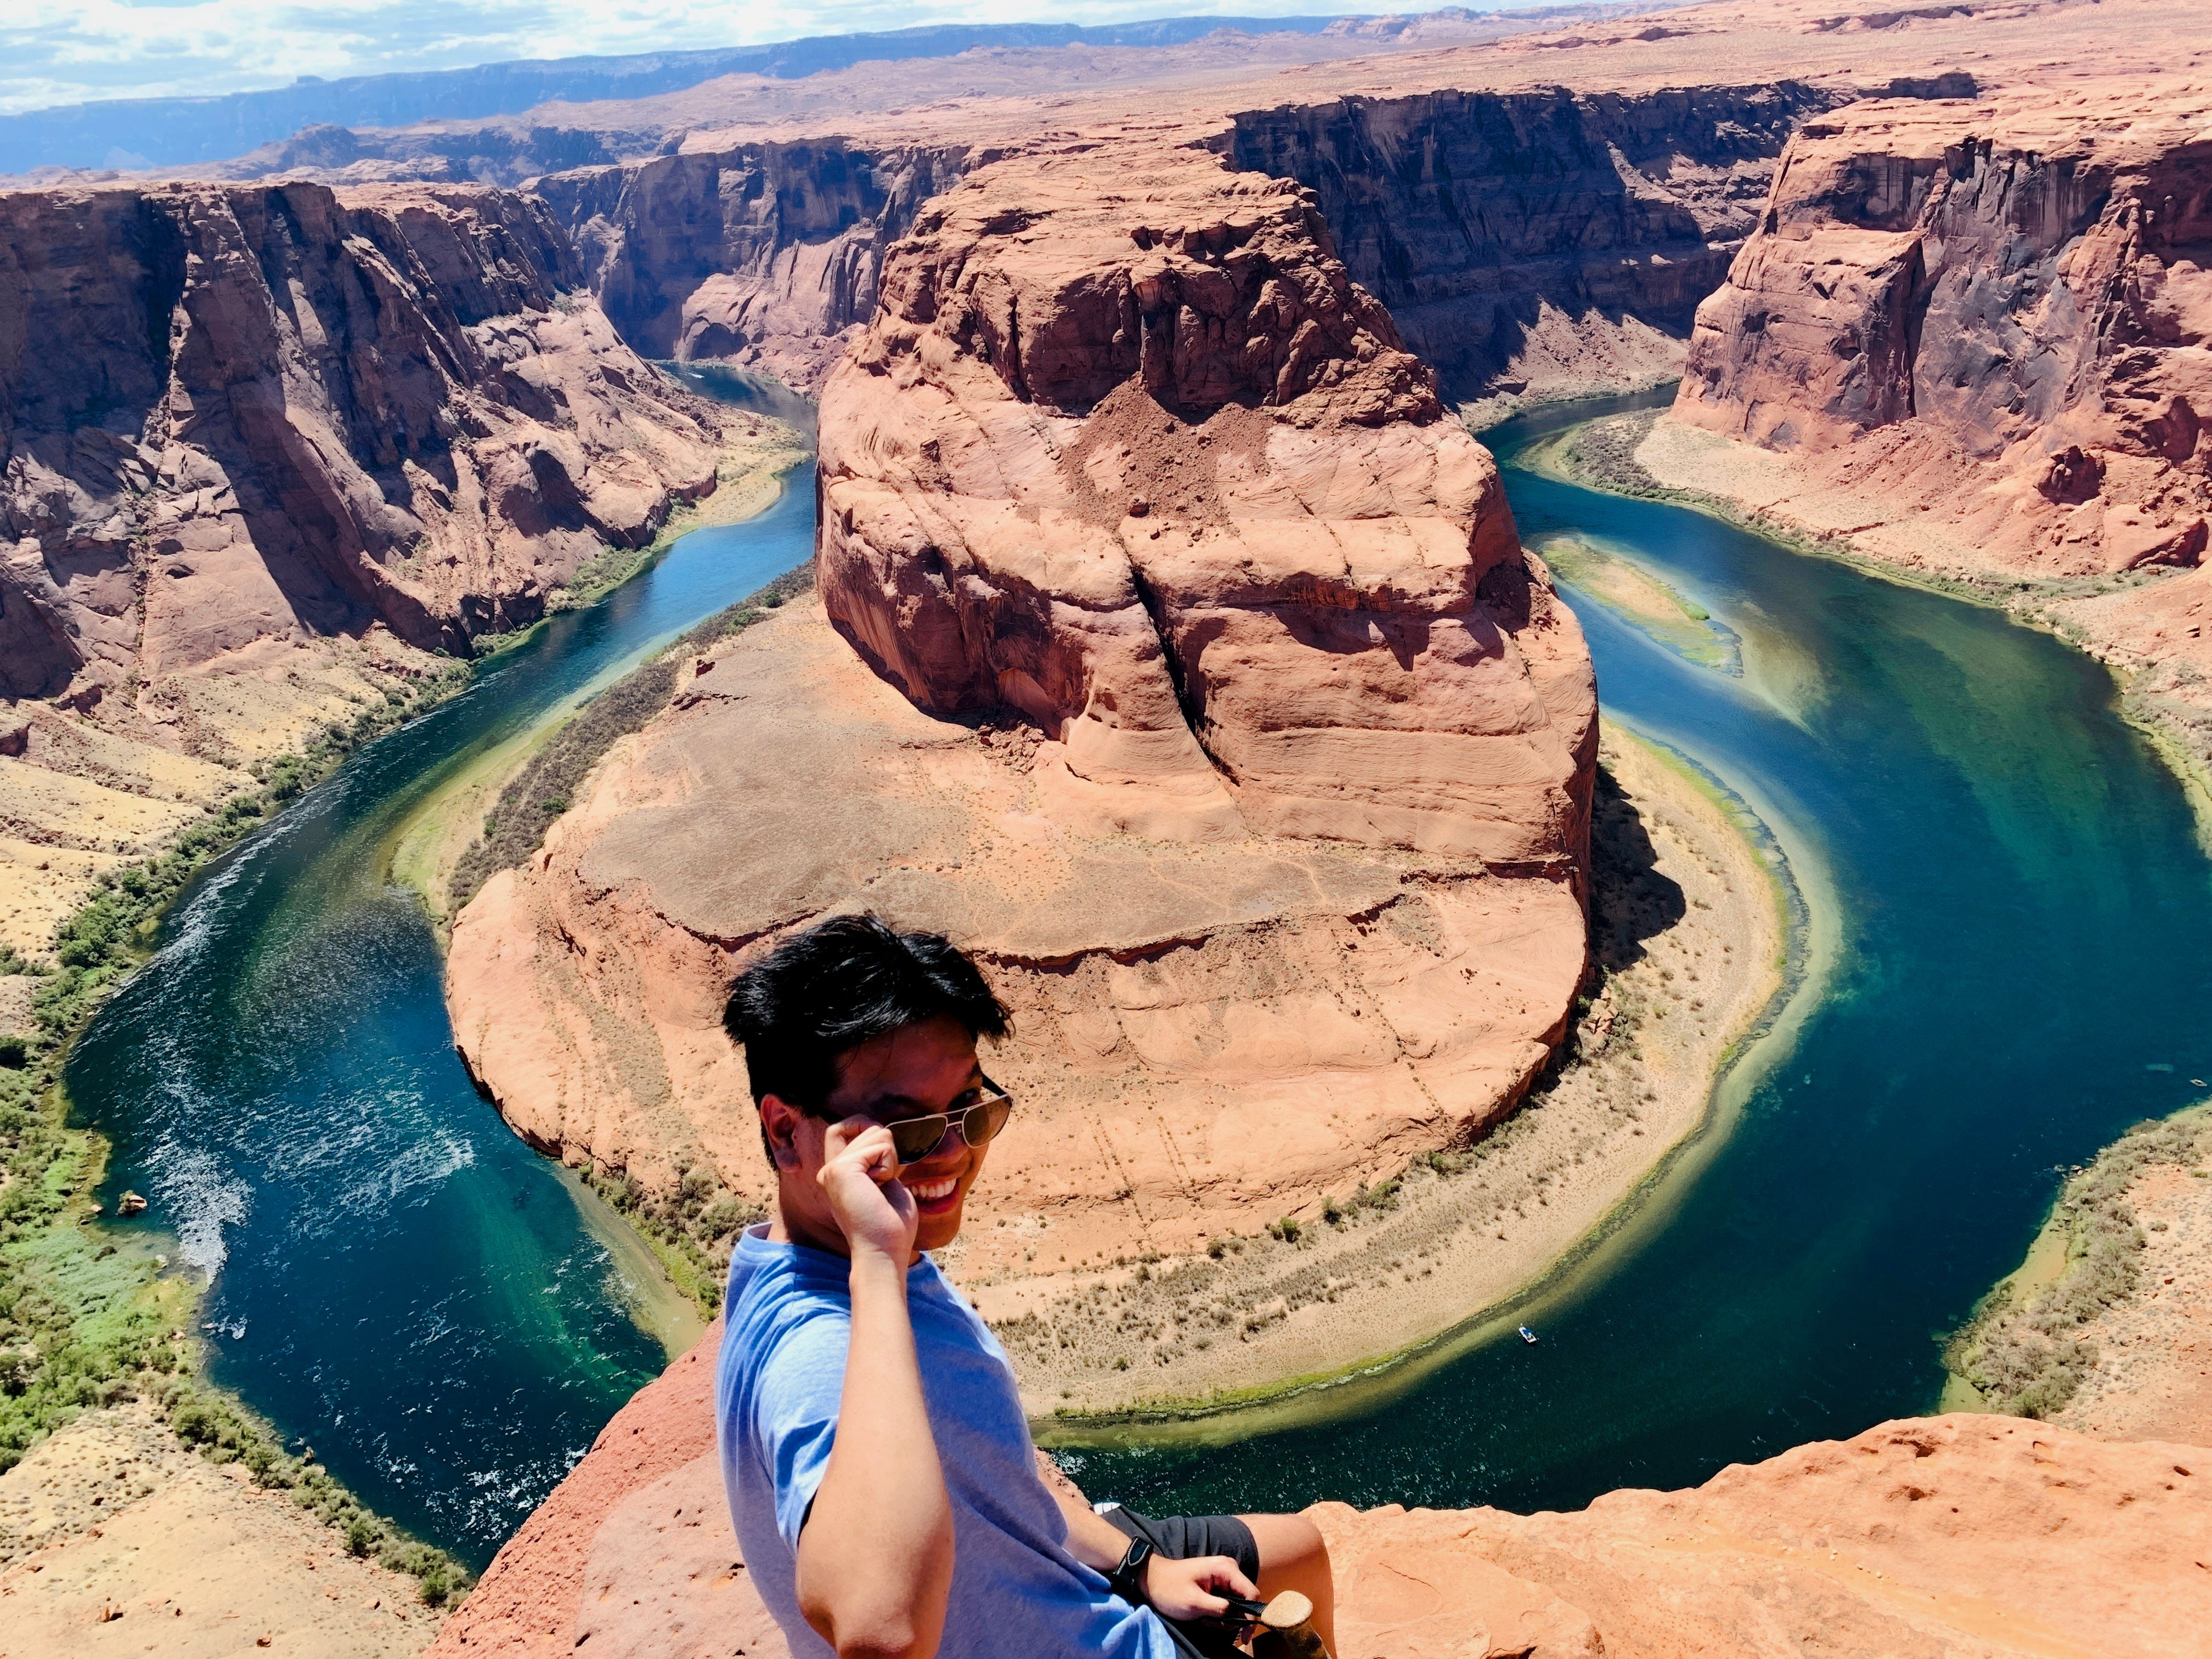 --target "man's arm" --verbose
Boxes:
[794,1119,955,1659]
[1049,1484,1257,1622]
